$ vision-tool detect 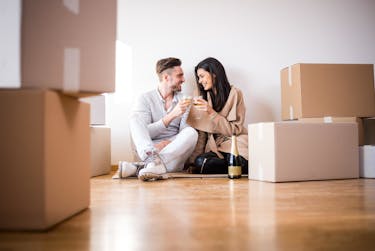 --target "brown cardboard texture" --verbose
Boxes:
[248,121,359,182]
[90,126,111,177]
[299,117,364,145]
[0,89,90,230]
[281,64,375,120]
[21,0,117,96]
